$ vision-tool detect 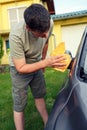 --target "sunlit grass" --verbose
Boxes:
[0,68,68,130]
